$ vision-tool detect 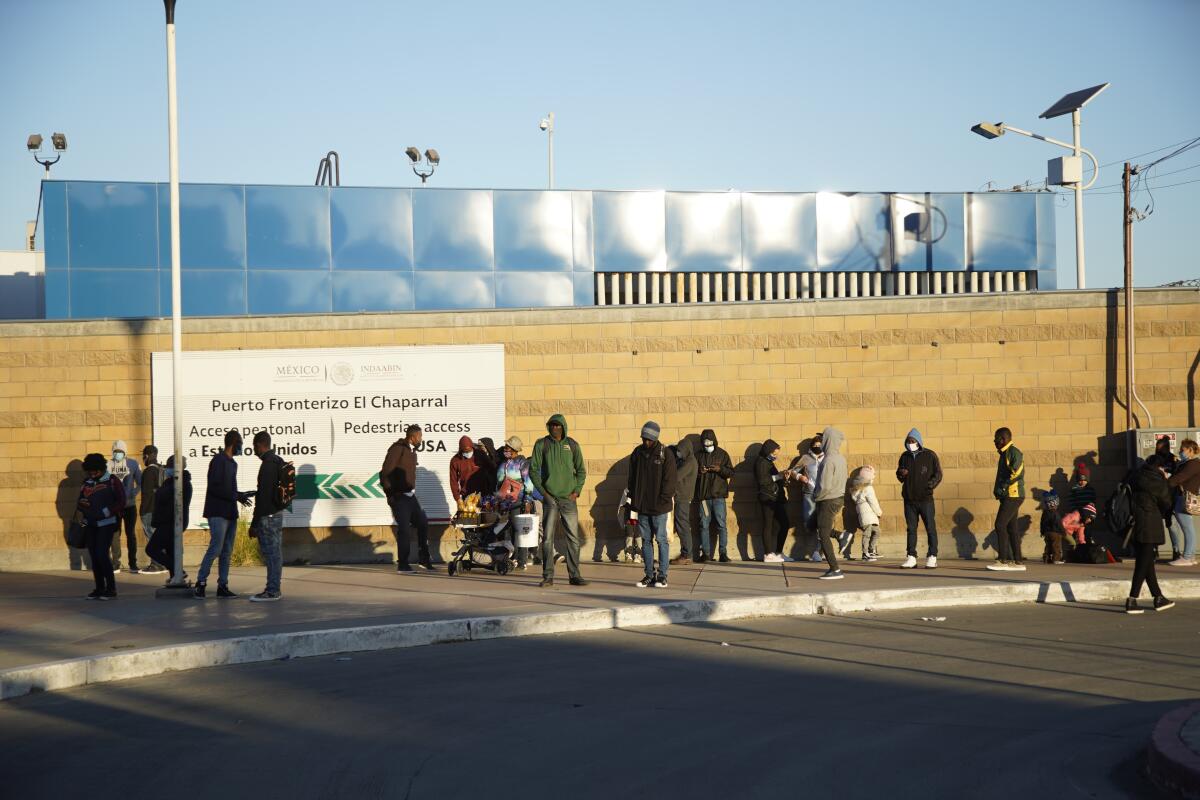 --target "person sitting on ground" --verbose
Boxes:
[1040,490,1066,564]
[1068,463,1097,513]
[849,465,882,562]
